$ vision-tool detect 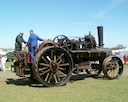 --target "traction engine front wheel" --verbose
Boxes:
[102,56,123,79]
